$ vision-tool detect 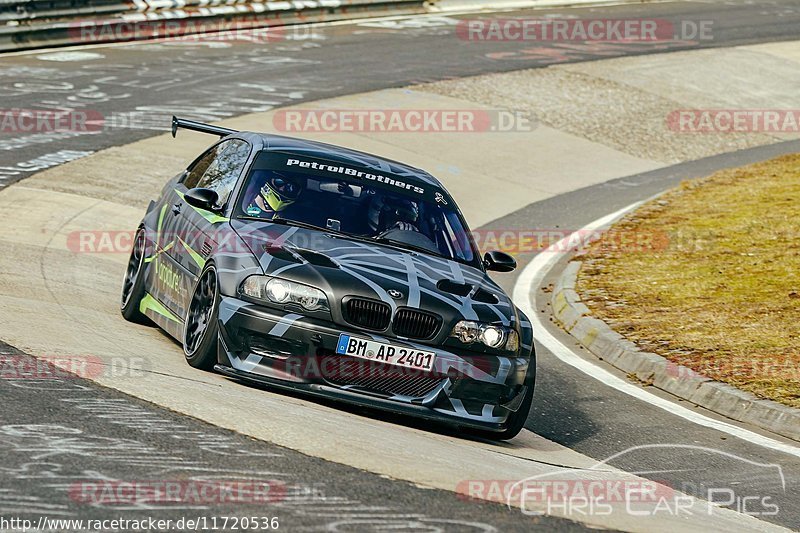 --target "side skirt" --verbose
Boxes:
[140,292,184,340]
